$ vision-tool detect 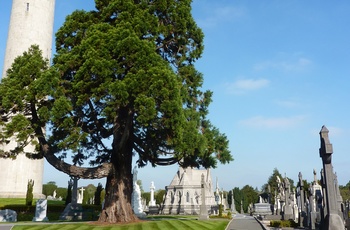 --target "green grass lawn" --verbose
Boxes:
[1,199,229,229]
[11,219,229,230]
